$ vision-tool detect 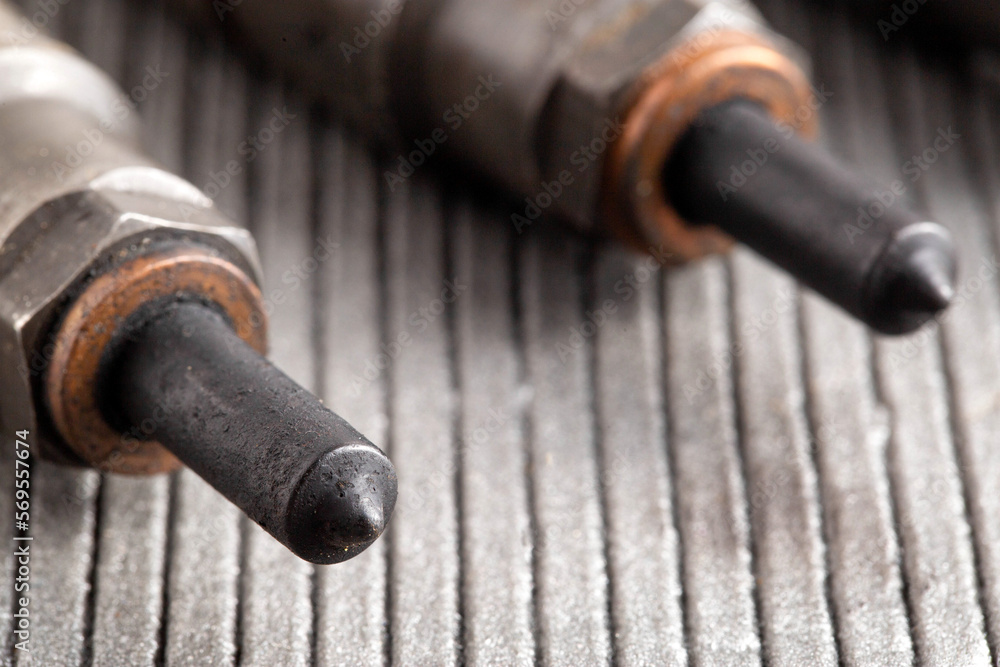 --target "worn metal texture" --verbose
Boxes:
[7,0,1000,664]
[104,300,396,564]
